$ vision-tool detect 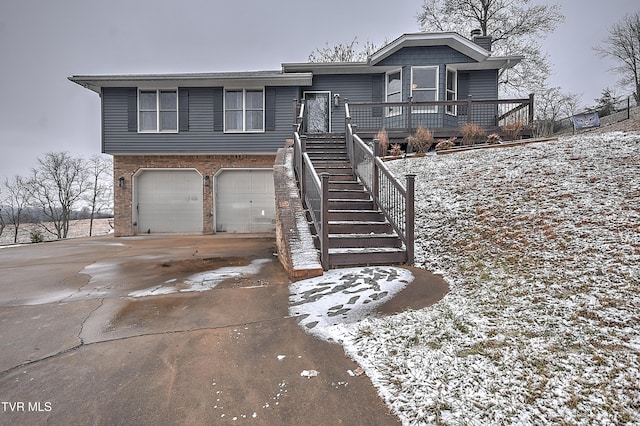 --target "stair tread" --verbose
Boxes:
[328,247,406,253]
[329,232,398,237]
[328,209,381,213]
[329,220,390,224]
